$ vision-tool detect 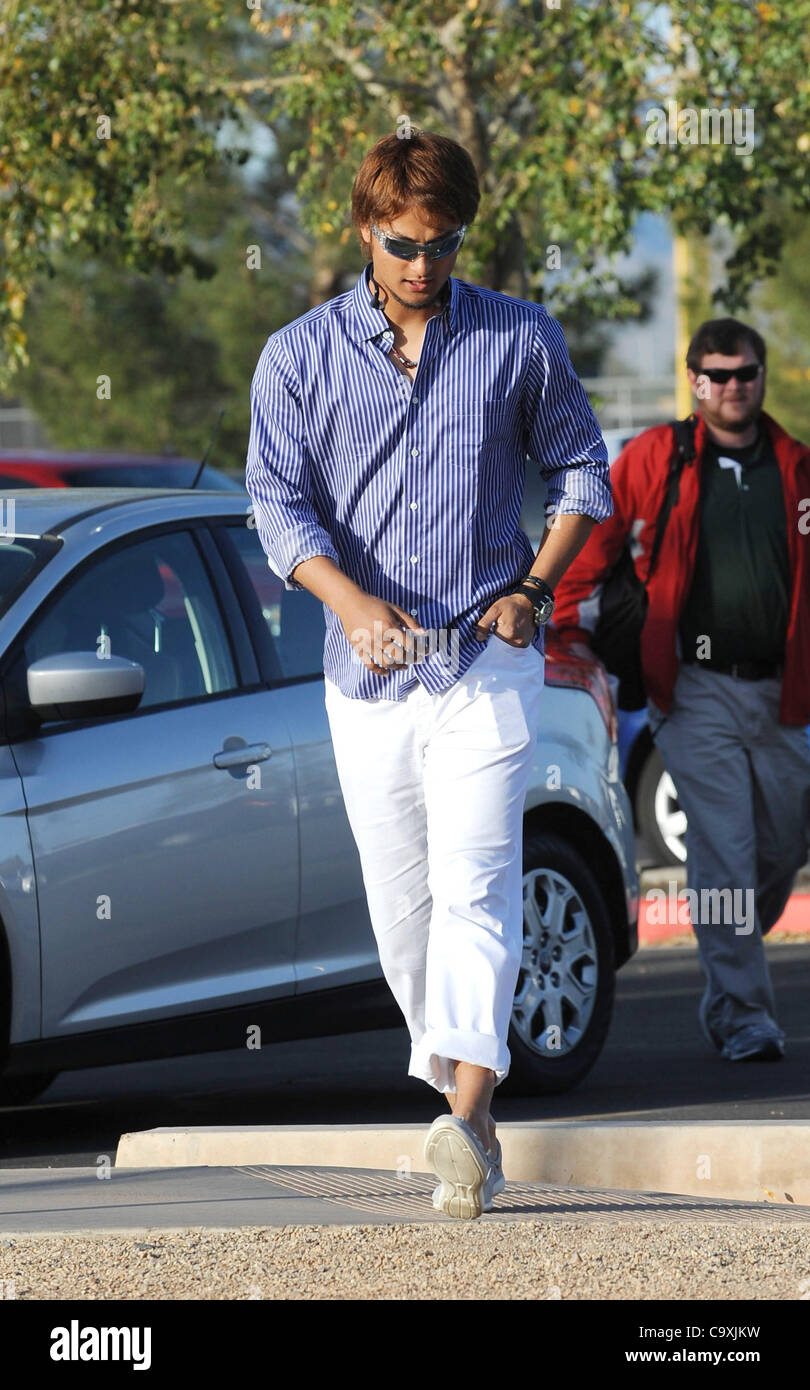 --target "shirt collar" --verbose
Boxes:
[351,261,461,341]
